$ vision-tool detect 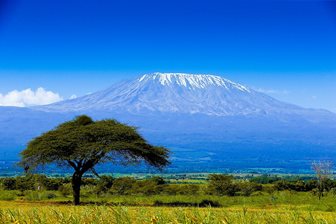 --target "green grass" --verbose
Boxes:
[0,201,336,224]
[2,190,336,211]
[1,190,336,223]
